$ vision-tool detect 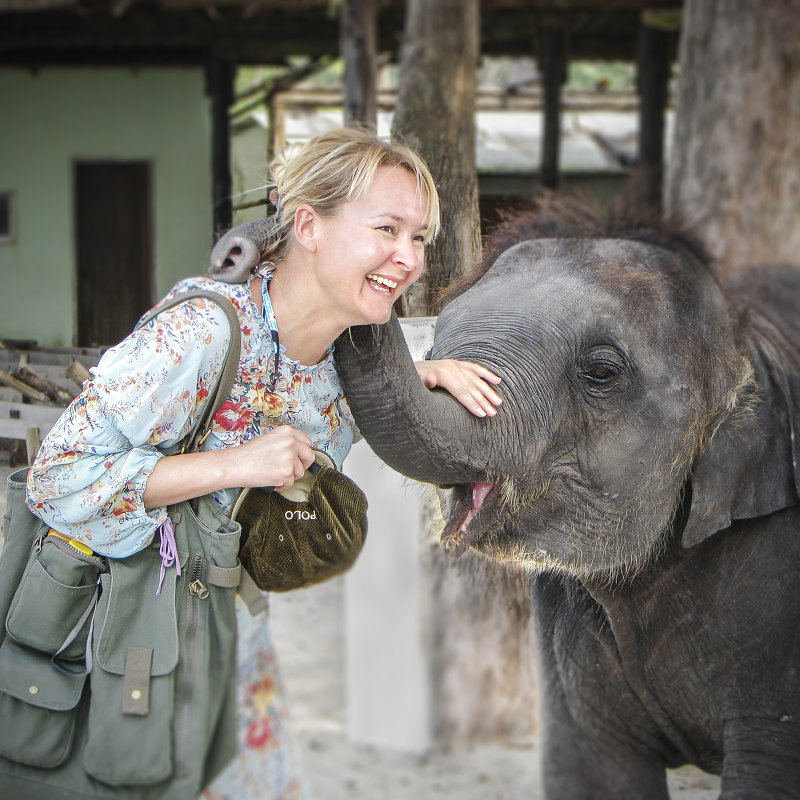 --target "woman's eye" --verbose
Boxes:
[378,225,395,235]
[413,234,426,244]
